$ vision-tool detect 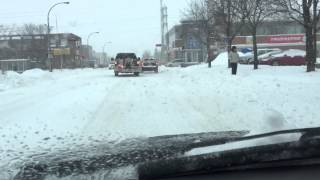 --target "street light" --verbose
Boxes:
[87,32,100,47]
[102,41,112,65]
[85,32,99,67]
[47,1,70,72]
[102,41,112,53]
